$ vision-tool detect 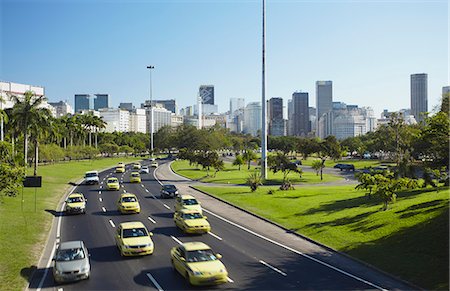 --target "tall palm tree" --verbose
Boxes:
[92,115,106,148]
[11,91,49,170]
[0,92,7,141]
[29,107,52,175]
